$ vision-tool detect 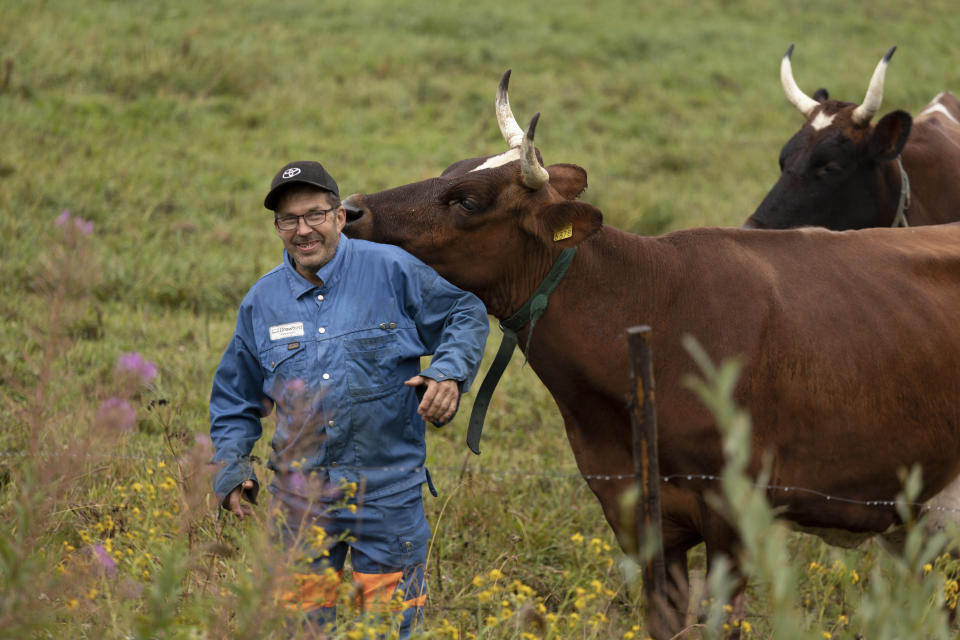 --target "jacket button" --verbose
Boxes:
[379,323,387,329]
[389,322,397,329]
[322,373,330,380]
[328,420,335,427]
